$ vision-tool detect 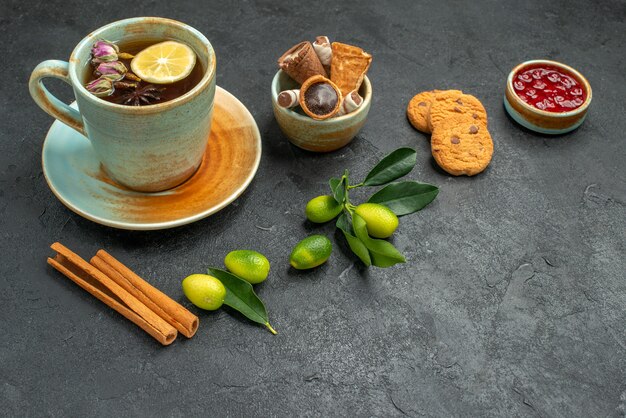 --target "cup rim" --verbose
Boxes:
[69,17,216,114]
[271,69,372,124]
[506,59,592,118]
